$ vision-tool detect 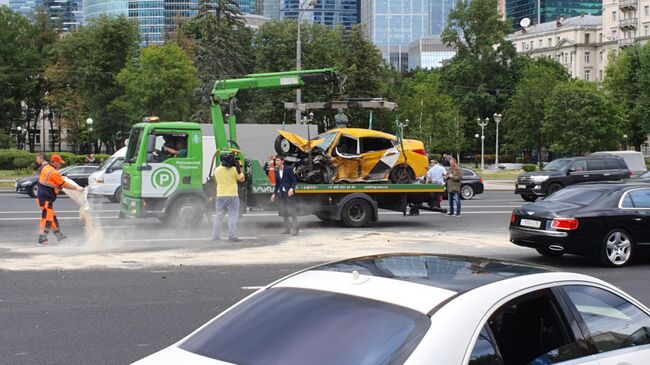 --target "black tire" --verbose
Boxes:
[521,194,538,202]
[28,183,38,198]
[340,198,373,227]
[599,229,634,267]
[274,135,298,156]
[166,196,206,228]
[536,248,564,258]
[389,165,414,183]
[107,187,122,203]
[547,183,563,195]
[460,184,475,200]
